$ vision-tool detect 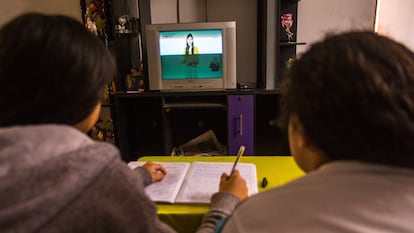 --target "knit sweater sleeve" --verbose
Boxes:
[132,166,153,187]
[92,159,176,233]
[196,192,241,233]
[49,156,176,233]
